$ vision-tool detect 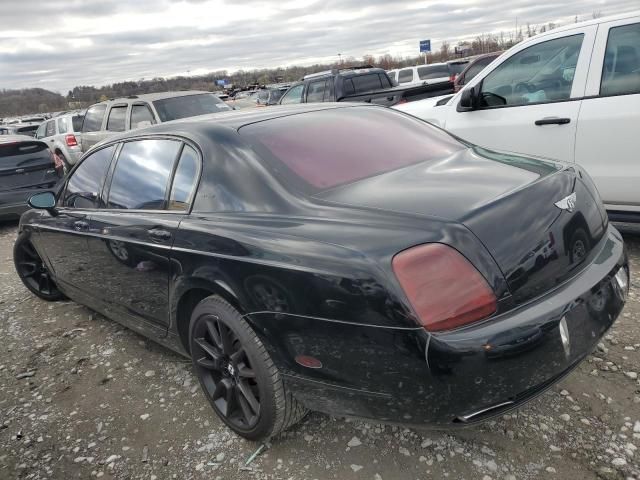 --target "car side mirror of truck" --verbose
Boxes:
[457,86,478,112]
